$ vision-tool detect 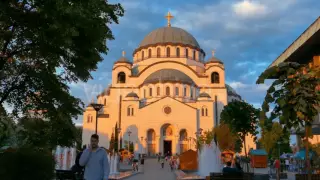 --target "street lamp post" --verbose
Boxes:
[90,103,104,134]
[127,130,132,152]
